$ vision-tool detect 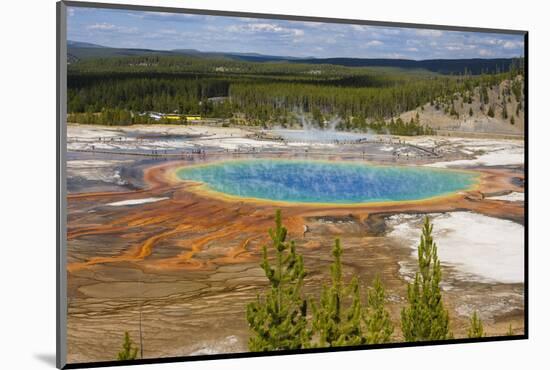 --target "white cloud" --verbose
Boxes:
[416,29,443,37]
[471,38,523,51]
[87,23,116,30]
[87,23,138,34]
[351,24,369,32]
[482,38,498,45]
[227,22,304,37]
[302,22,325,29]
[376,28,401,36]
[502,40,522,49]
[144,11,196,19]
[126,12,144,19]
[366,40,383,47]
[381,52,407,58]
[478,48,495,57]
